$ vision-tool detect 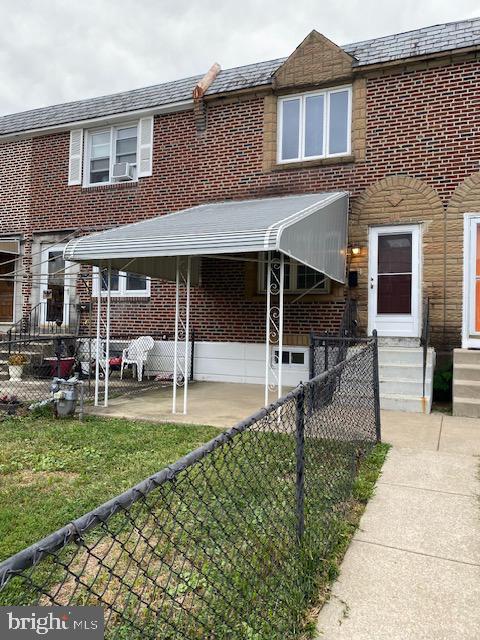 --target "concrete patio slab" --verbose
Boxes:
[316,540,480,640]
[380,410,442,450]
[87,381,273,428]
[355,482,480,564]
[379,447,479,495]
[439,415,480,455]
